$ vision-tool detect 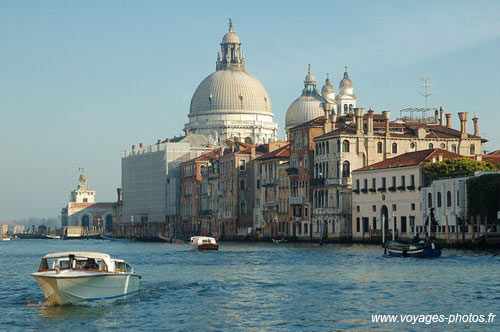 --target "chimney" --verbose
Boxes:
[439,106,444,126]
[367,109,374,136]
[139,143,143,148]
[331,113,338,131]
[116,188,122,202]
[458,112,469,139]
[445,113,452,128]
[323,108,331,133]
[472,115,479,136]
[383,111,391,137]
[354,108,365,135]
[434,109,439,124]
